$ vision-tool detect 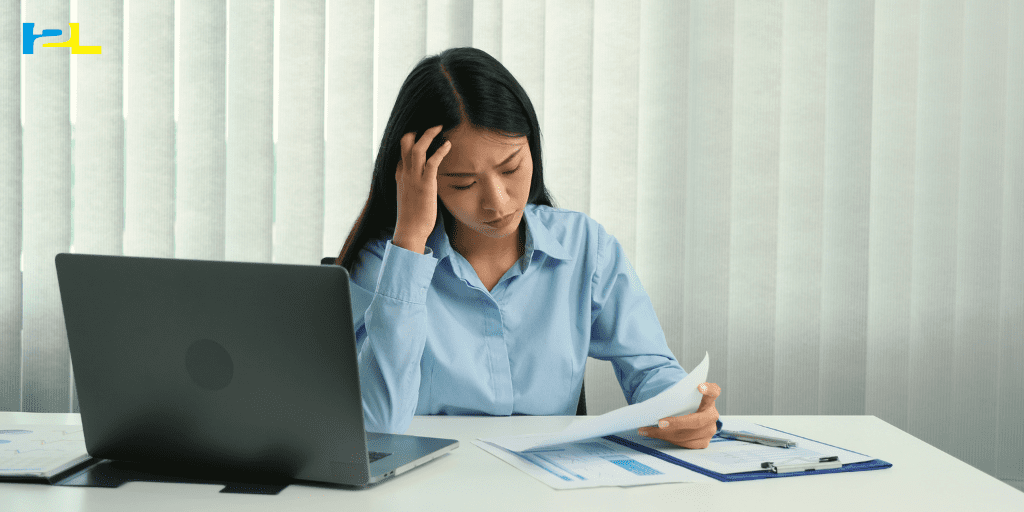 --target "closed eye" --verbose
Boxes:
[451,166,519,190]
